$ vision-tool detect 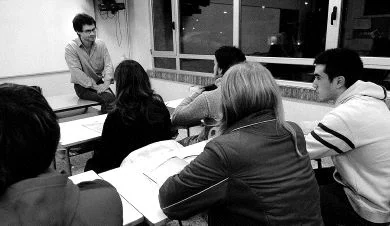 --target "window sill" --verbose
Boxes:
[148,69,390,107]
